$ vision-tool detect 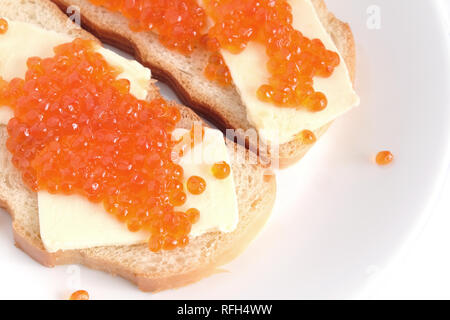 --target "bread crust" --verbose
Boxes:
[51,0,357,168]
